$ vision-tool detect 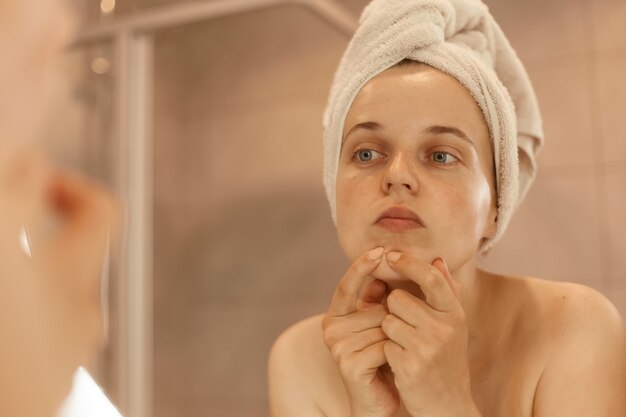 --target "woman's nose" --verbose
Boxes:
[381,151,419,195]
